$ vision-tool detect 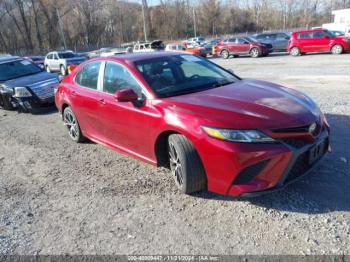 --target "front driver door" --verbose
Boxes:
[98,61,155,160]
